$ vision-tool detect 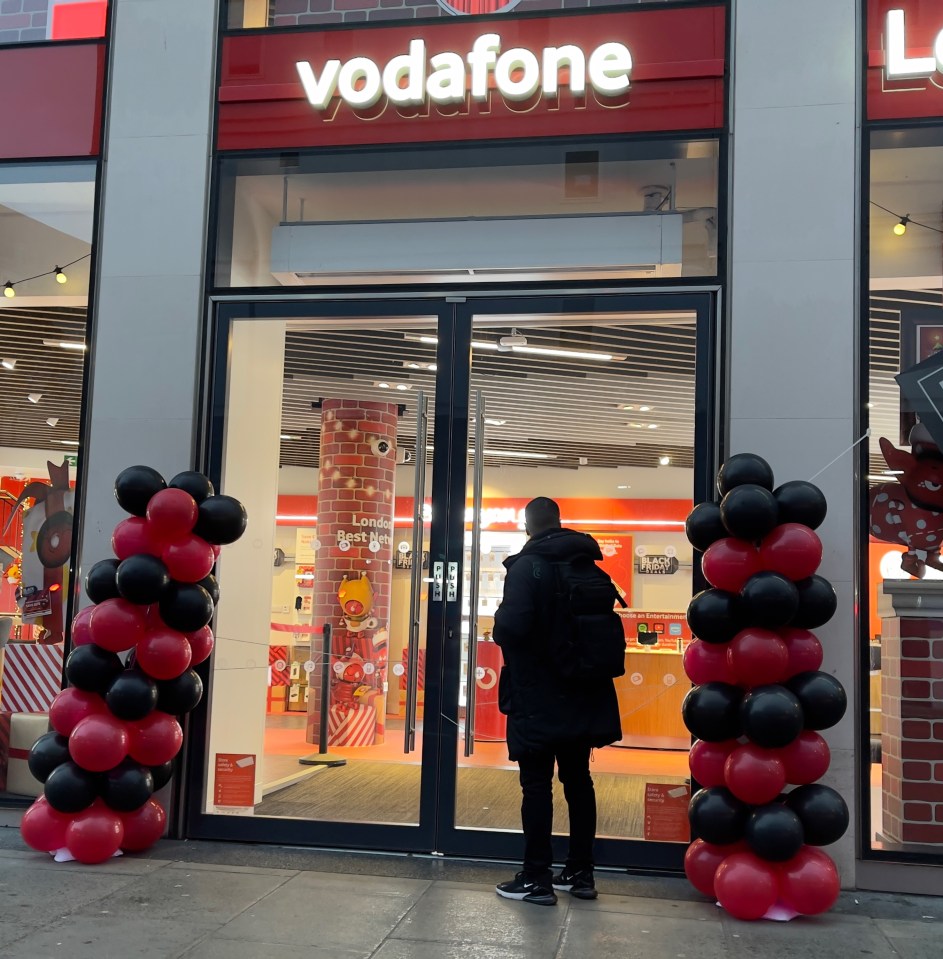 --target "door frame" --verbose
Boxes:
[183,286,723,873]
